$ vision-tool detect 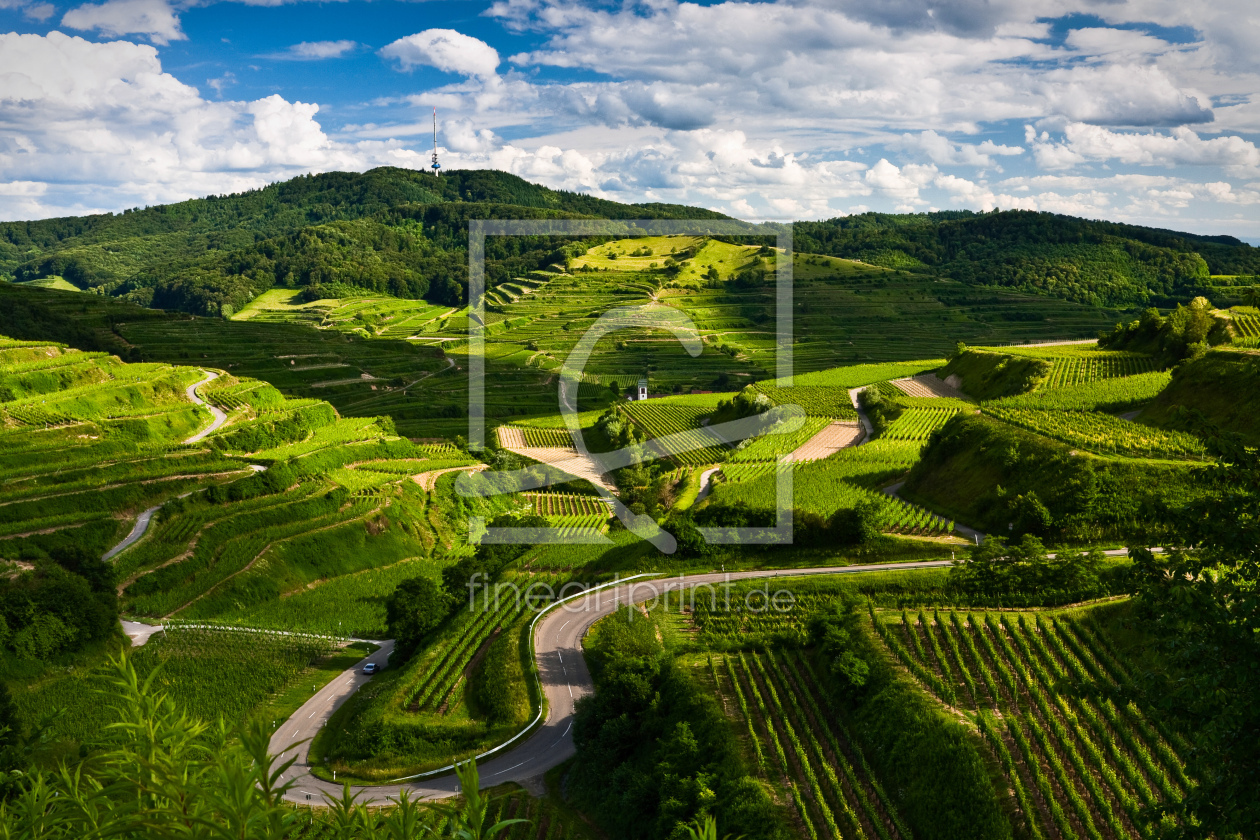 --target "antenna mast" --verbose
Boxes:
[430,108,441,176]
